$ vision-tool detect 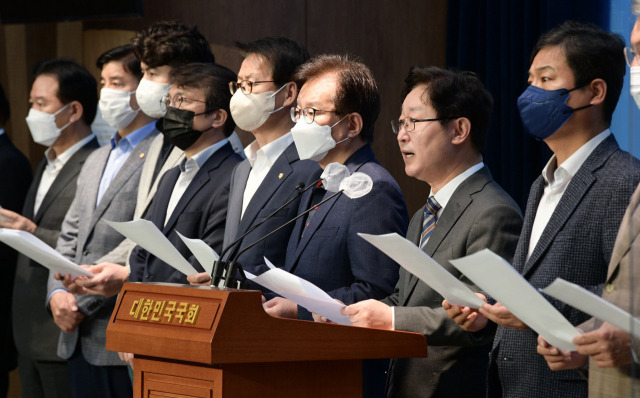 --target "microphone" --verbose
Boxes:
[211,163,352,286]
[220,171,373,288]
